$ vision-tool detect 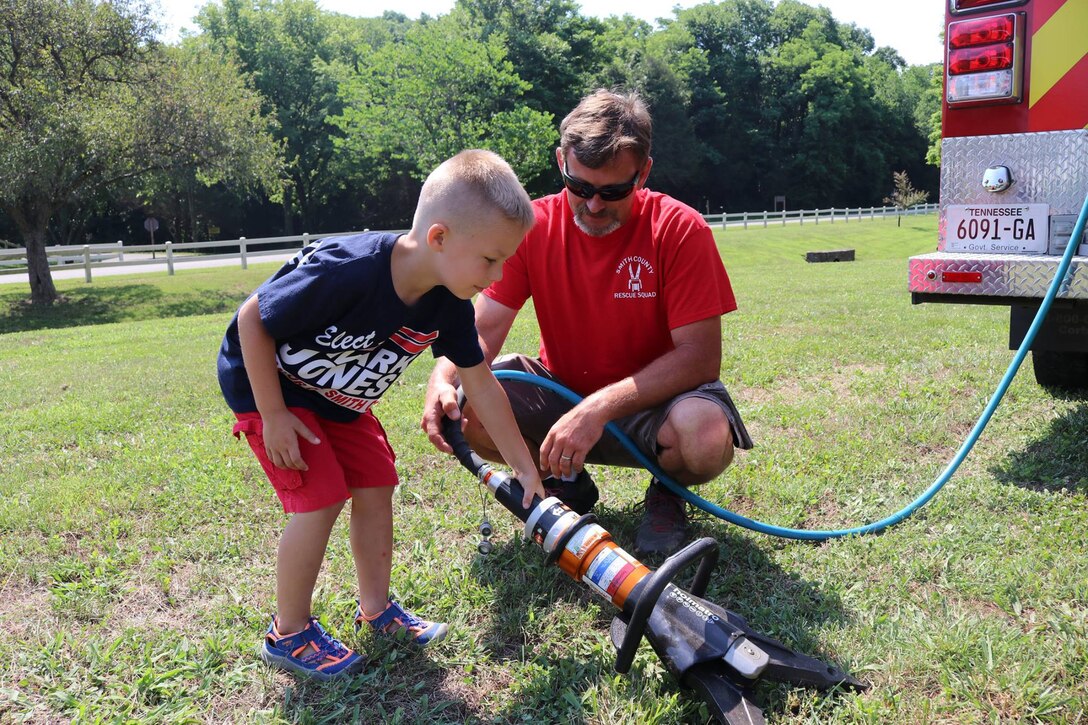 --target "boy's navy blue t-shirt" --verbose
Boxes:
[217,232,484,423]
